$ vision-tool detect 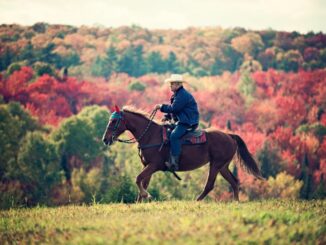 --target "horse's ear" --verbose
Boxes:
[114,105,120,112]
